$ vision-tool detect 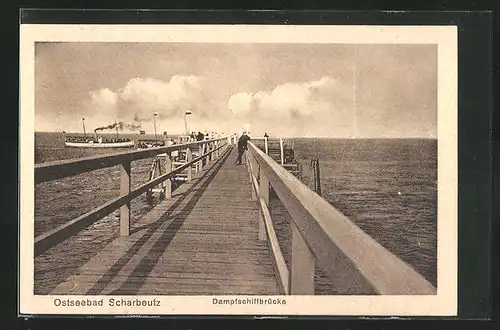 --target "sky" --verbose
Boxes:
[34,42,437,138]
